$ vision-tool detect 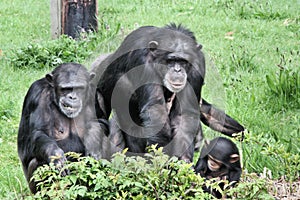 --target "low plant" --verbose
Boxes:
[266,49,300,110]
[7,24,120,70]
[262,141,300,182]
[229,45,257,72]
[30,147,214,199]
[26,146,275,199]
[7,35,91,69]
[242,131,300,182]
[228,173,273,199]
[213,0,289,20]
